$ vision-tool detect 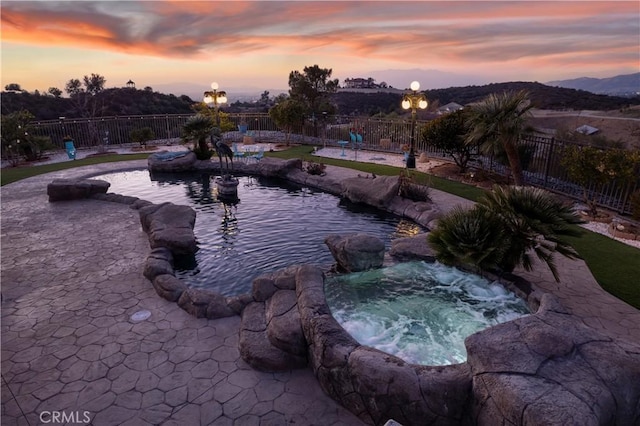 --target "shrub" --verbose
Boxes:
[428,206,507,273]
[130,127,155,146]
[303,161,326,175]
[398,169,430,202]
